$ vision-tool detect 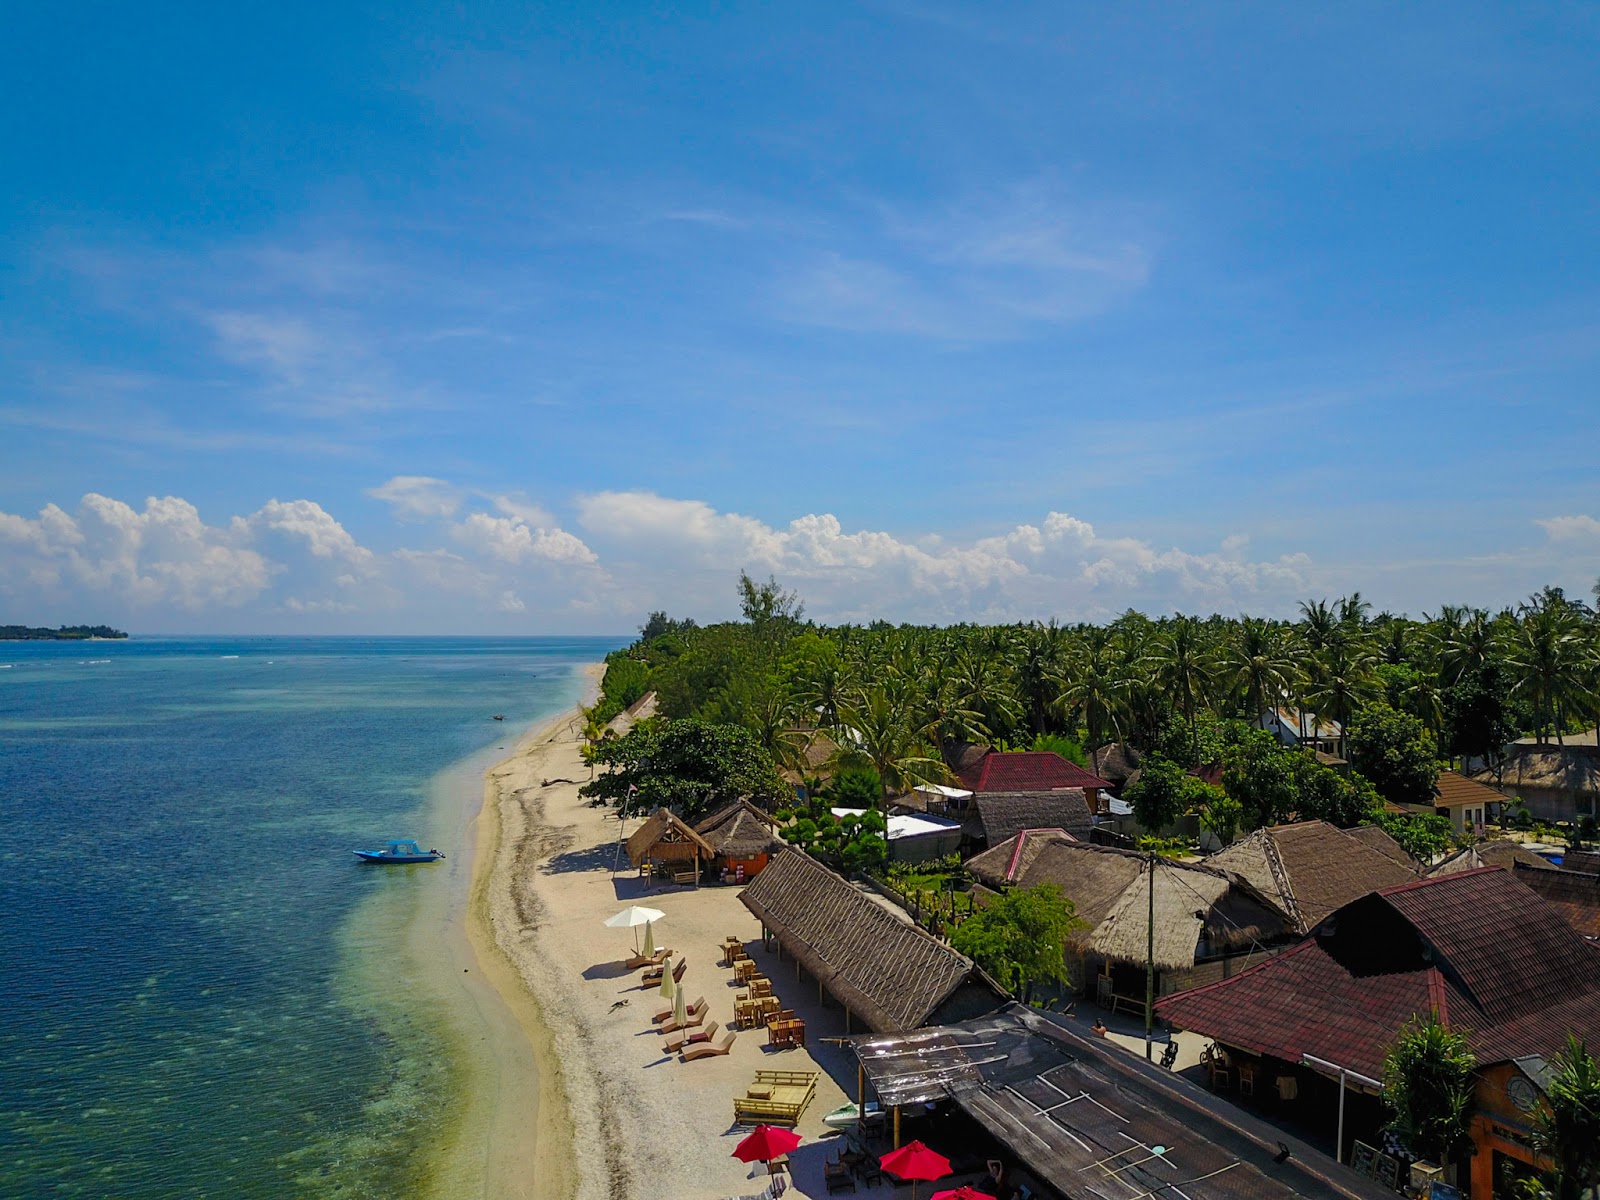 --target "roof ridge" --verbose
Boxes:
[1380,866,1501,896]
[1261,832,1306,932]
